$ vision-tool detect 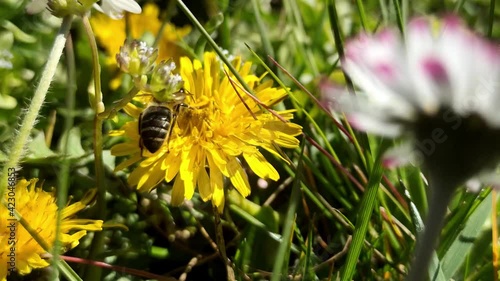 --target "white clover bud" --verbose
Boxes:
[116,40,158,77]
